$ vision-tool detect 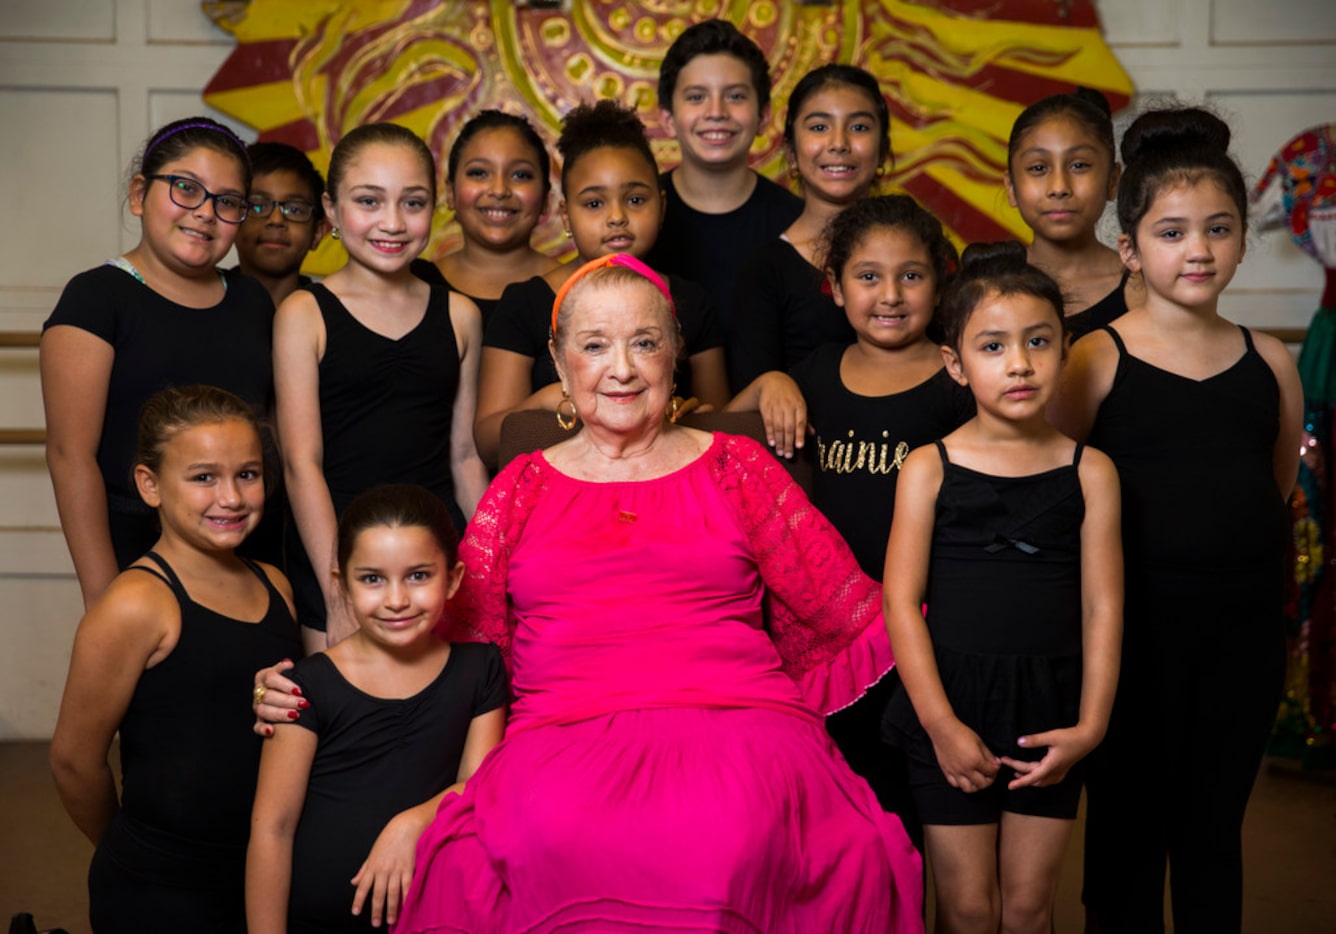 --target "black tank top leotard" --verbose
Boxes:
[310,282,461,514]
[88,551,300,933]
[883,441,1086,766]
[1090,324,1286,587]
[288,283,465,629]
